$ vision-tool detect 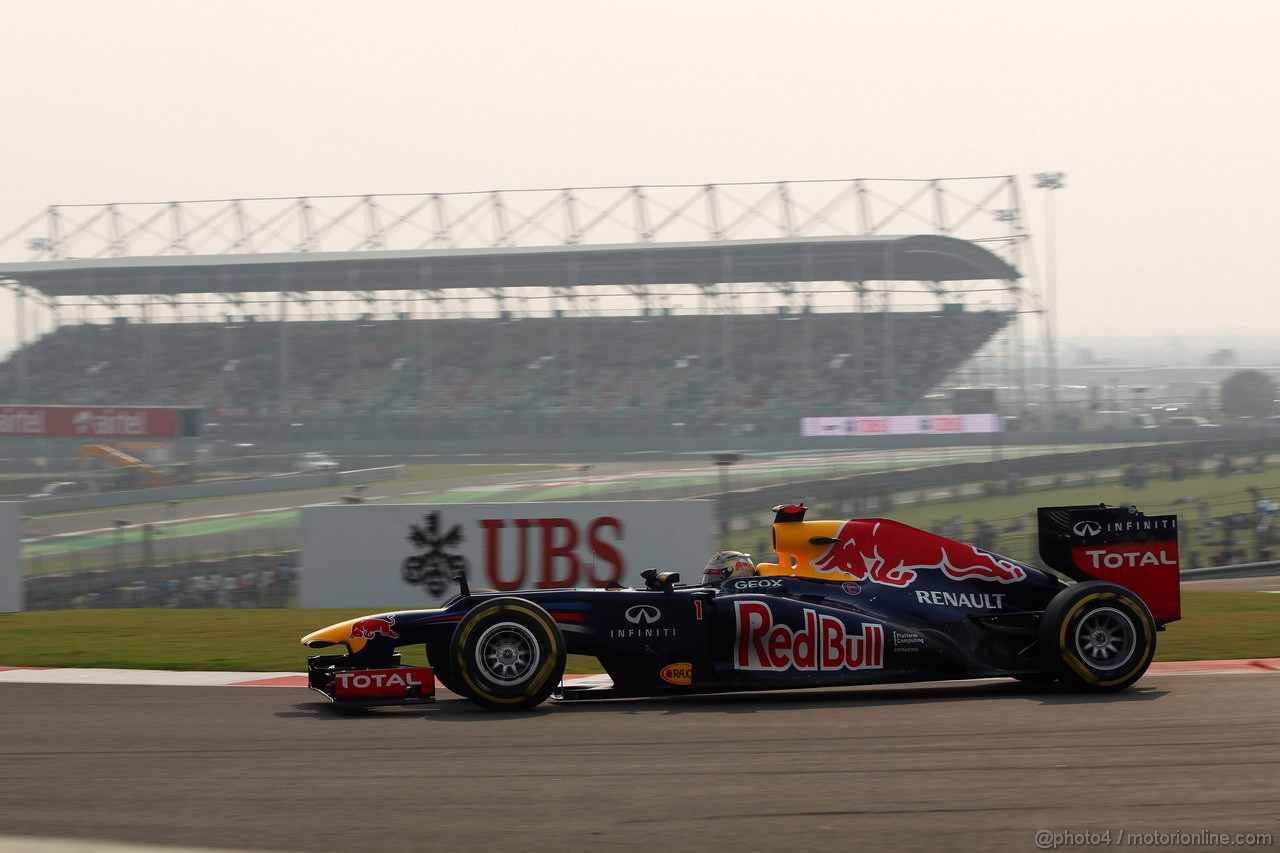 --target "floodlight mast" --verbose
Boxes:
[1034,171,1065,431]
